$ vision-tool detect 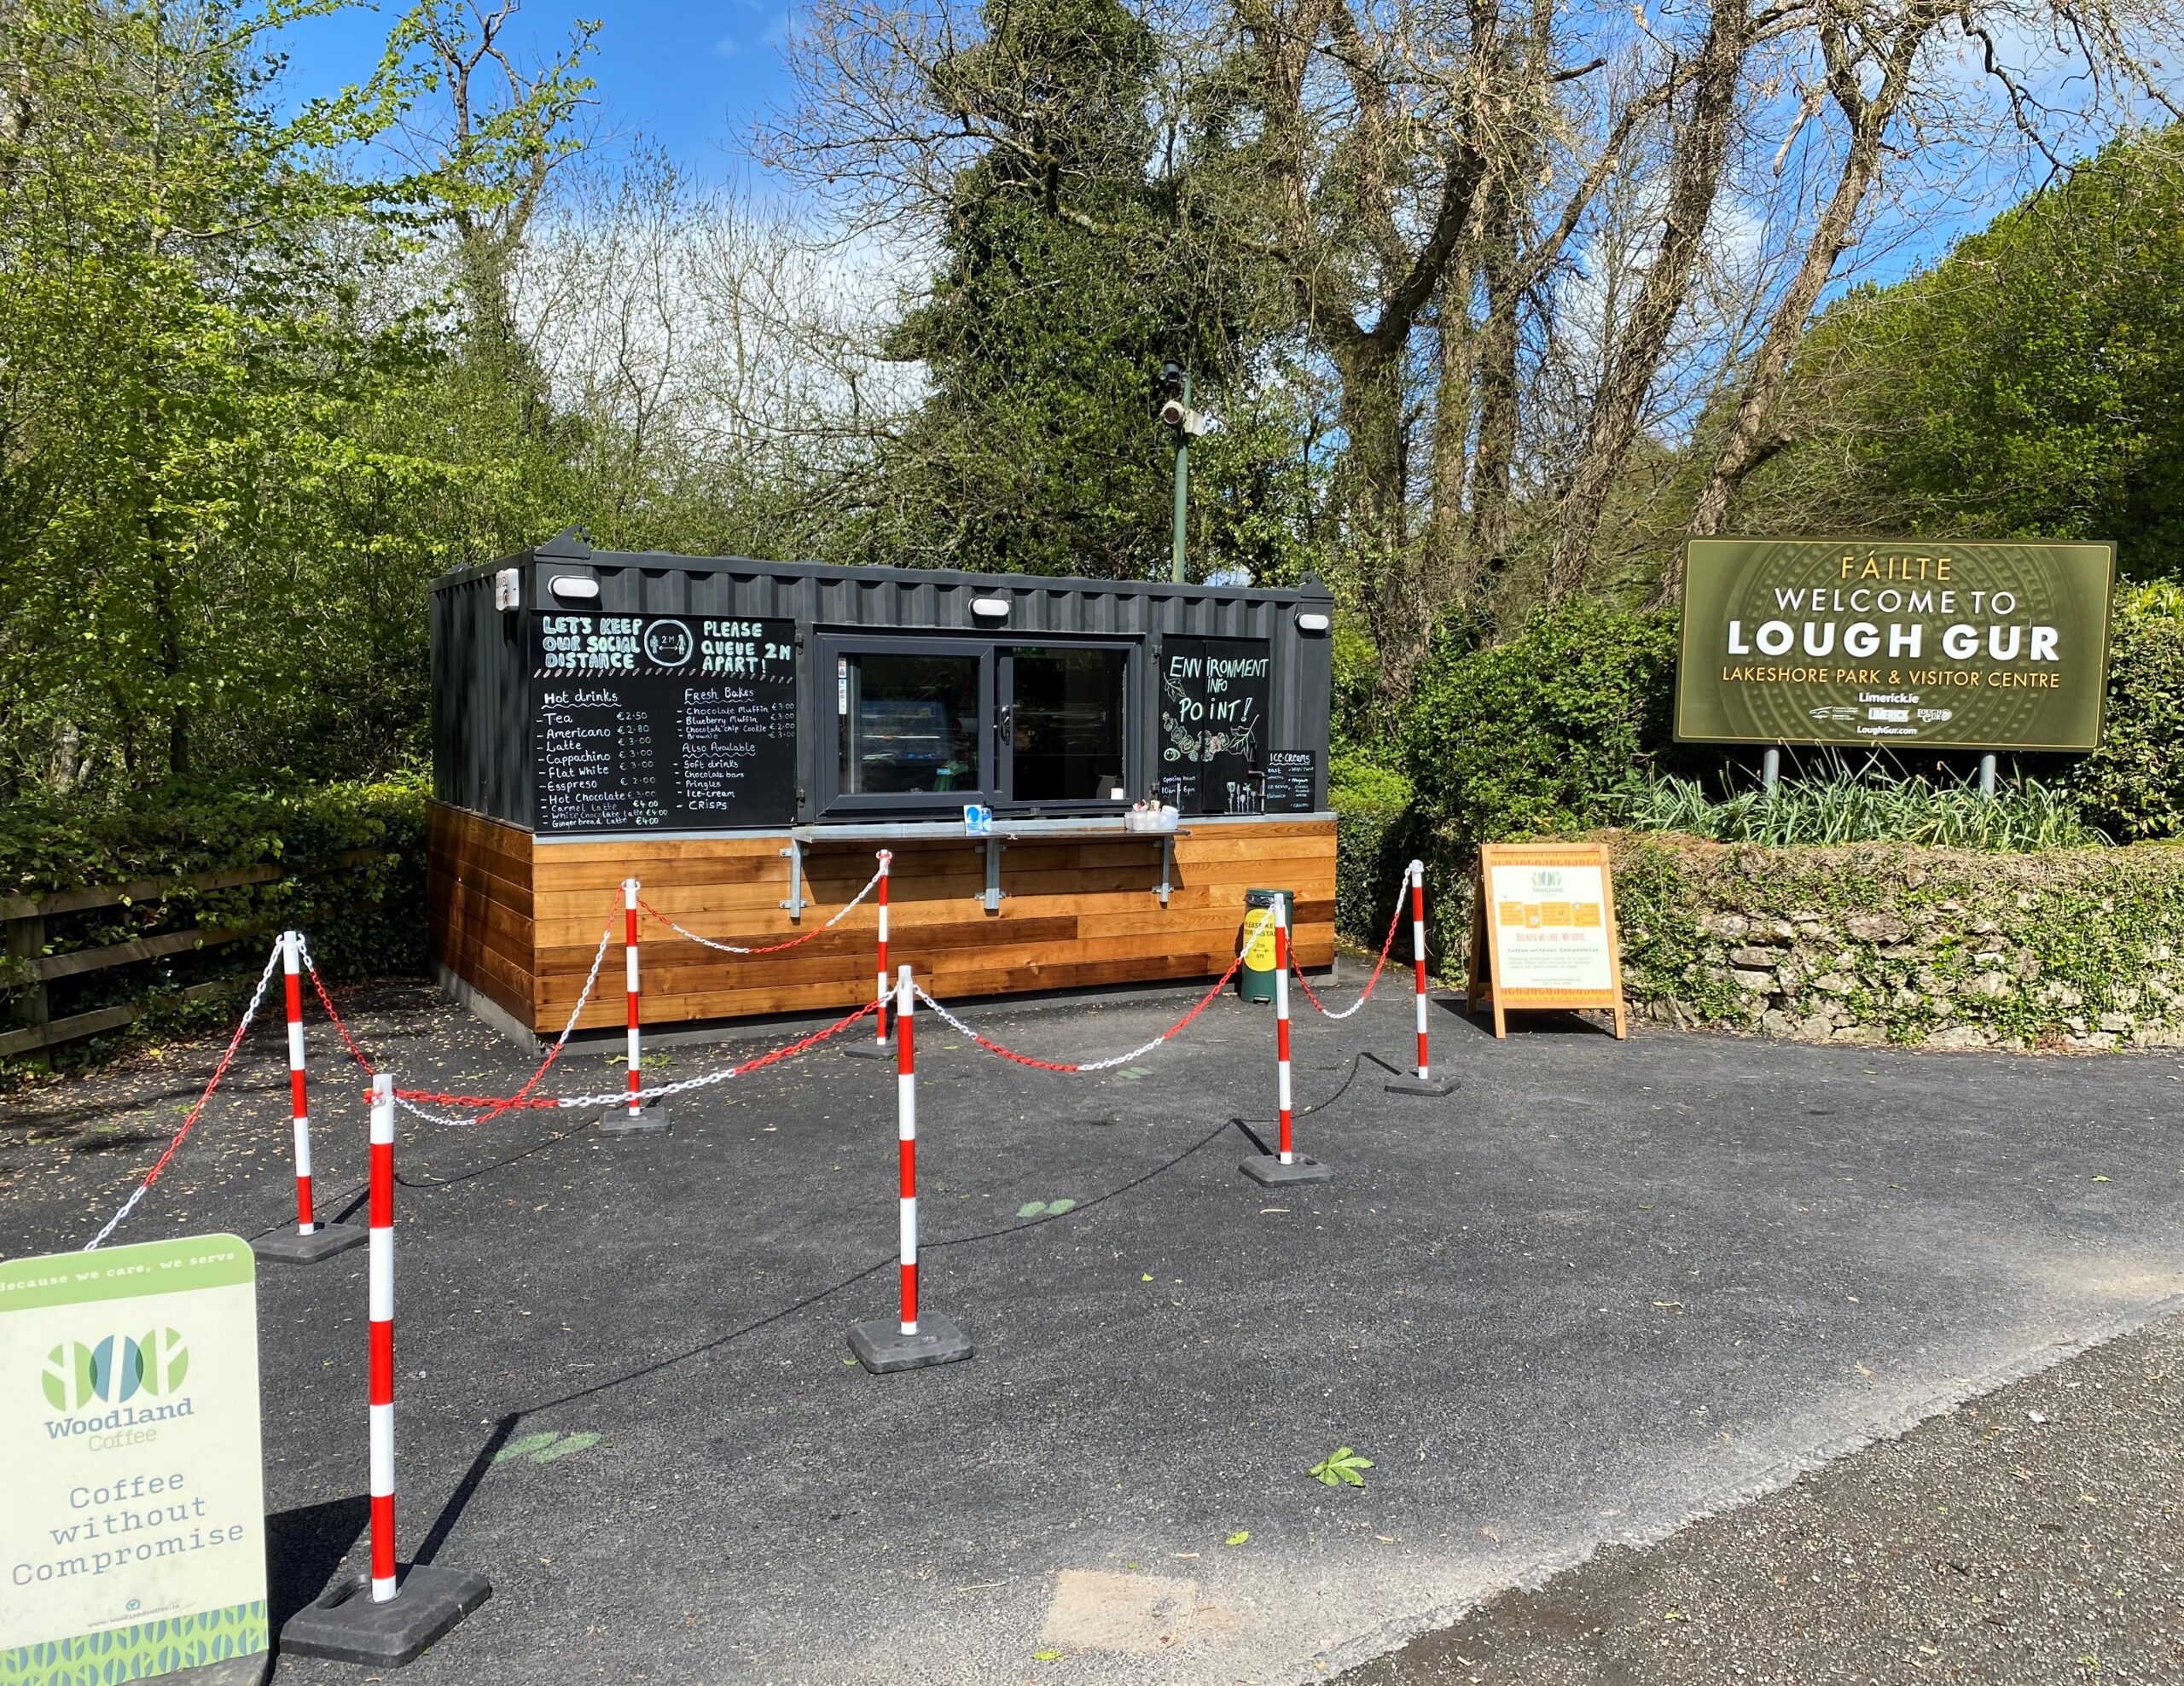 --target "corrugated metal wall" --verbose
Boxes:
[431,537,1335,829]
